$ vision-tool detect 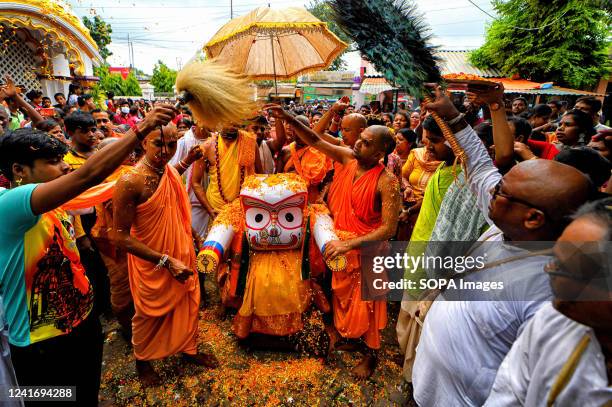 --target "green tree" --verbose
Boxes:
[121,71,142,96]
[82,15,113,61]
[307,0,352,71]
[150,60,177,93]
[92,65,142,100]
[470,0,611,90]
